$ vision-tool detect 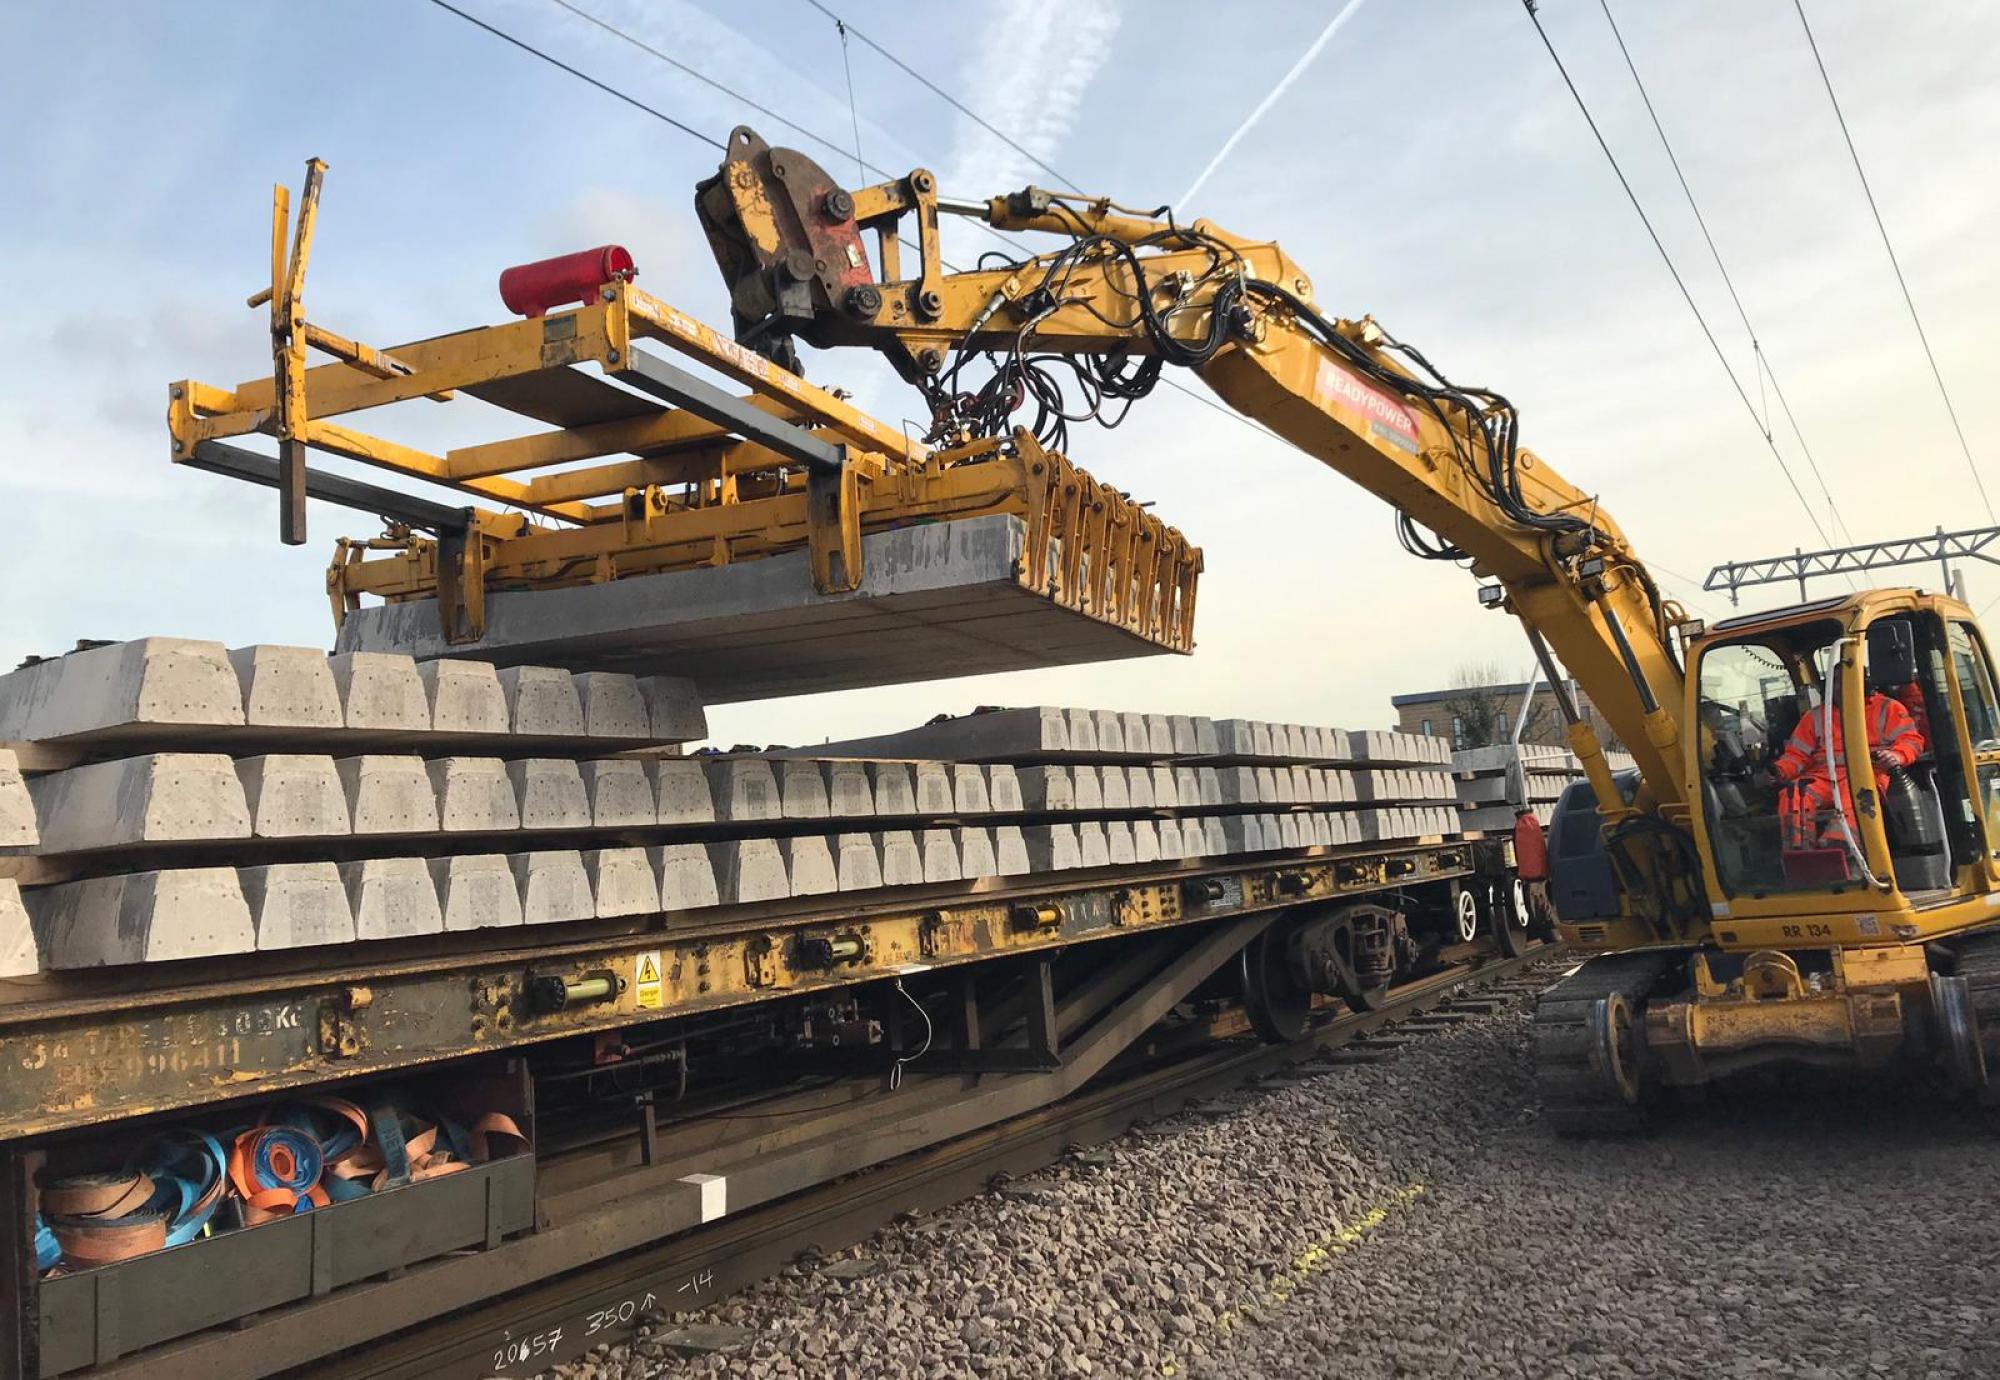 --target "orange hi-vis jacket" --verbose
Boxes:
[1892,681,1930,746]
[1773,690,1924,796]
